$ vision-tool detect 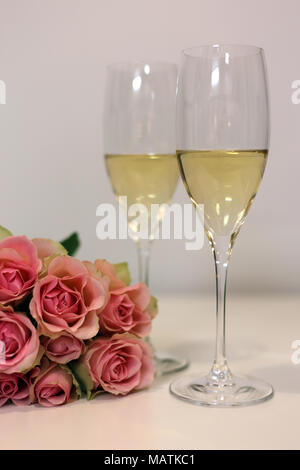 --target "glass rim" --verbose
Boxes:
[182,44,264,58]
